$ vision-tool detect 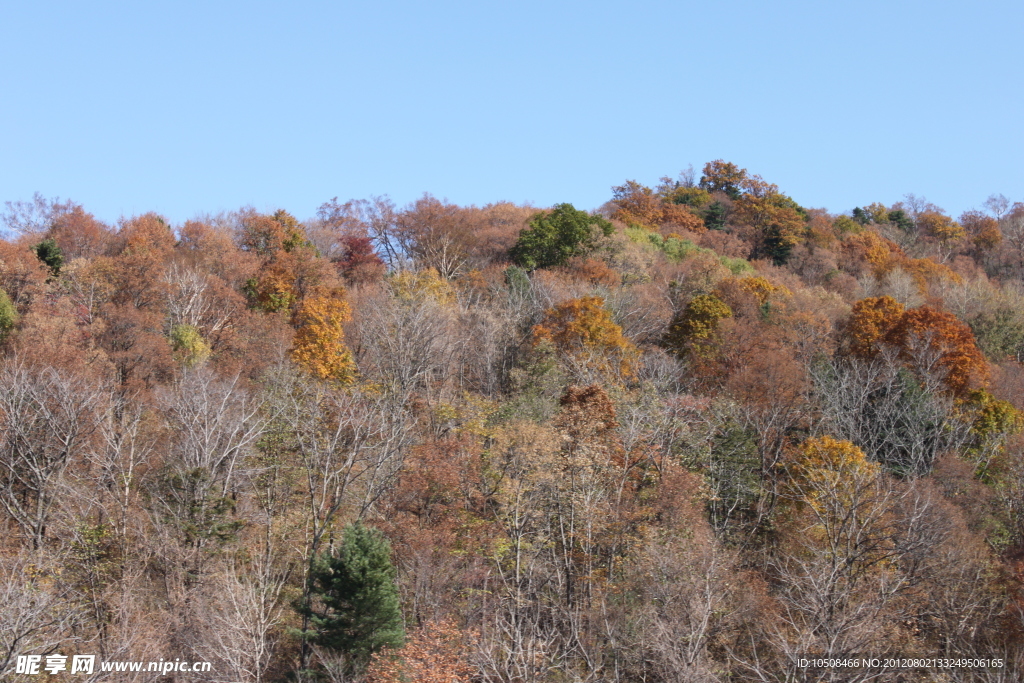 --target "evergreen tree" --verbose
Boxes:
[299,522,404,674]
[702,201,727,230]
[509,203,613,270]
[33,238,64,275]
